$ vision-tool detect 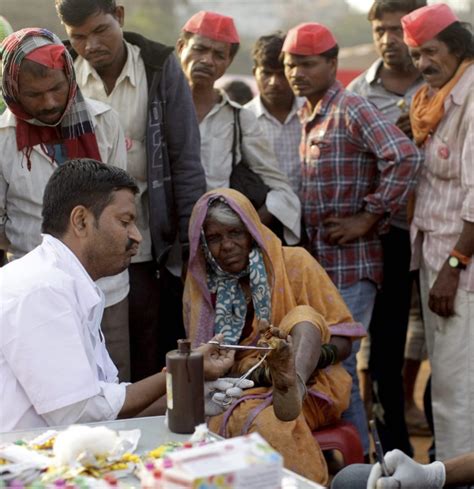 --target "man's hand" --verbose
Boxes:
[367,449,446,489]
[323,211,380,245]
[197,335,235,381]
[395,113,413,139]
[428,261,461,317]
